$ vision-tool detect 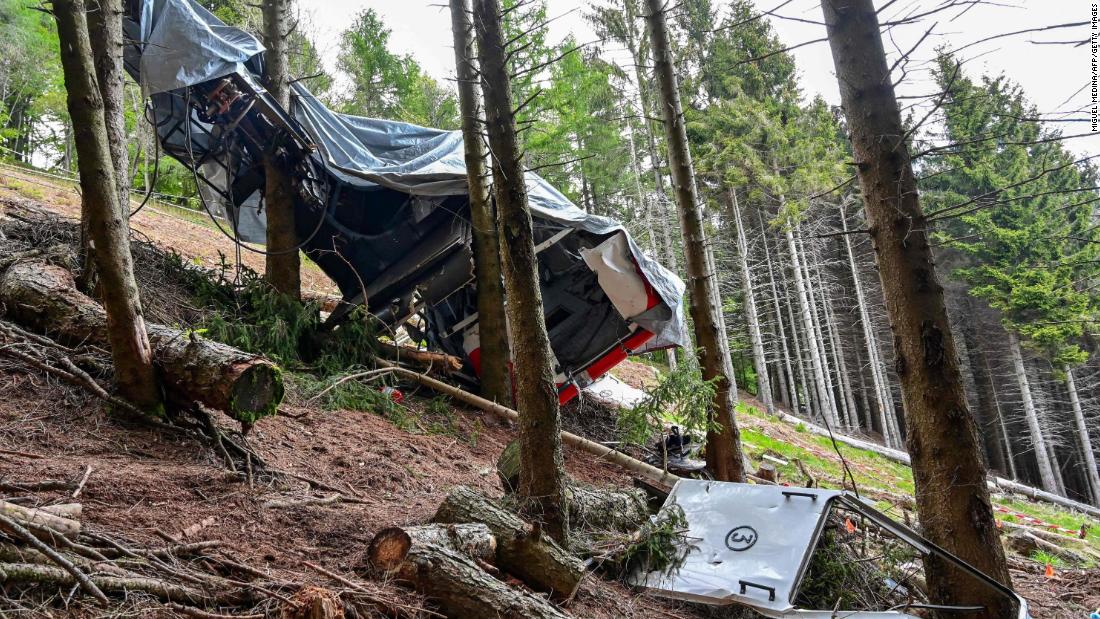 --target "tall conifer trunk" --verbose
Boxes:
[261,0,301,298]
[820,0,1013,613]
[729,189,772,414]
[53,0,163,415]
[645,0,745,481]
[1008,331,1058,493]
[473,0,568,541]
[449,0,512,406]
[1066,368,1100,506]
[840,202,898,446]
